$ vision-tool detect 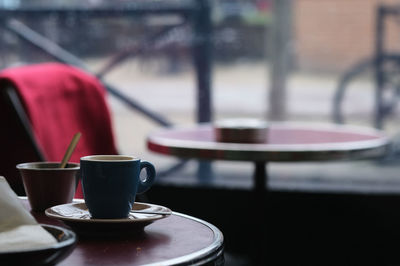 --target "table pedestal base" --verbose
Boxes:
[254,161,267,195]
[252,161,268,264]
